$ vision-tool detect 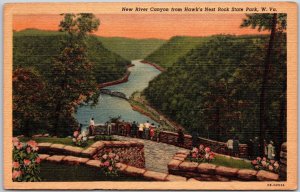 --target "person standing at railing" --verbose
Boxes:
[149,123,155,140]
[107,122,112,135]
[177,128,184,147]
[89,118,95,135]
[144,121,150,140]
[125,122,131,136]
[131,121,138,138]
[267,141,276,160]
[226,138,234,156]
[233,136,240,157]
[138,123,144,138]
